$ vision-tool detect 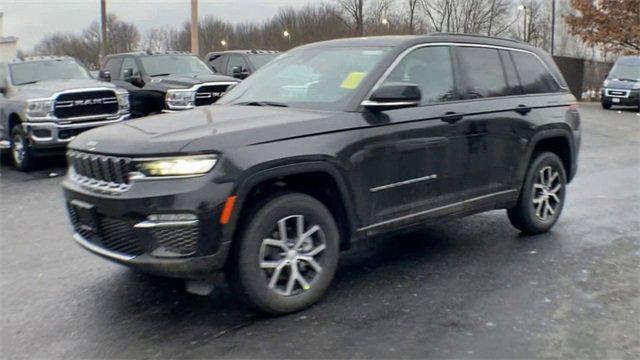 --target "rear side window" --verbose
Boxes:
[511,51,559,94]
[499,50,522,95]
[103,58,122,80]
[457,47,509,98]
[384,46,457,105]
